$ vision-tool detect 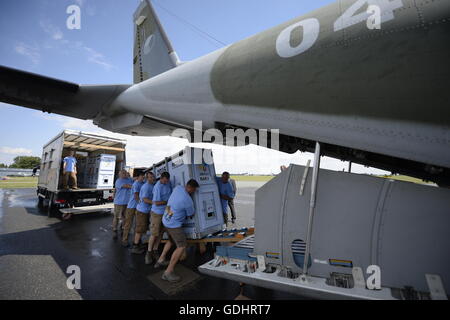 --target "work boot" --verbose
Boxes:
[131,244,145,254]
[139,242,148,250]
[145,251,154,265]
[152,250,160,261]
[112,230,118,240]
[154,260,169,269]
[162,272,181,283]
